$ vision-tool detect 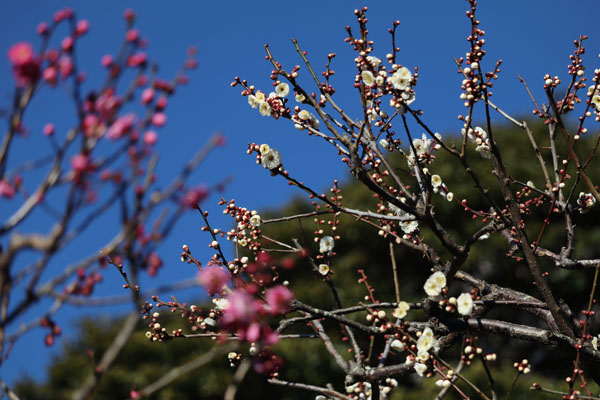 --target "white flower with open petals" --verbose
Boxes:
[295,93,306,103]
[392,301,410,319]
[319,236,335,253]
[431,175,442,188]
[361,70,375,86]
[400,220,418,234]
[298,110,311,120]
[390,66,412,90]
[414,363,428,377]
[318,264,330,276]
[424,271,446,297]
[259,144,270,154]
[249,214,261,227]
[275,82,289,97]
[261,148,281,170]
[417,327,434,352]
[259,102,271,117]
[247,95,259,109]
[457,292,474,316]
[254,91,266,104]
